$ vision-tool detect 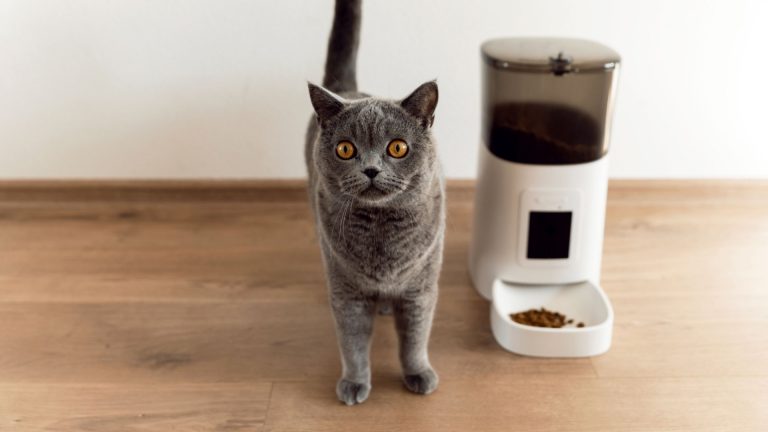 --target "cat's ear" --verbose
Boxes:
[401,80,438,128]
[308,83,346,124]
